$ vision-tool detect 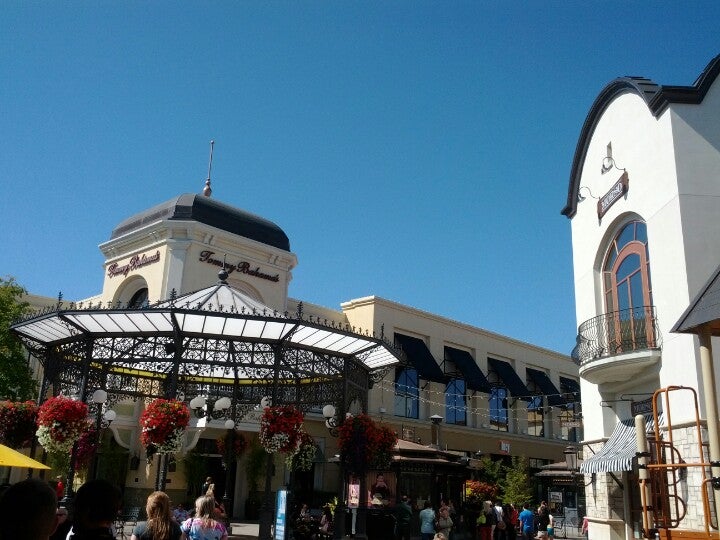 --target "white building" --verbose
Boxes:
[563,53,720,540]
